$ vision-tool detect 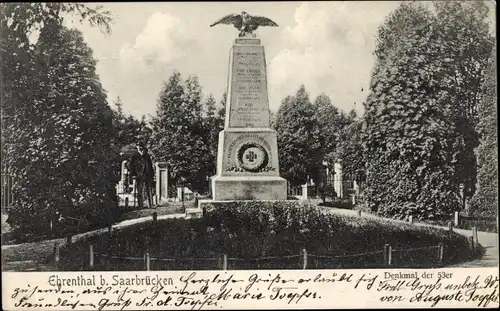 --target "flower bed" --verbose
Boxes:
[59,201,478,270]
